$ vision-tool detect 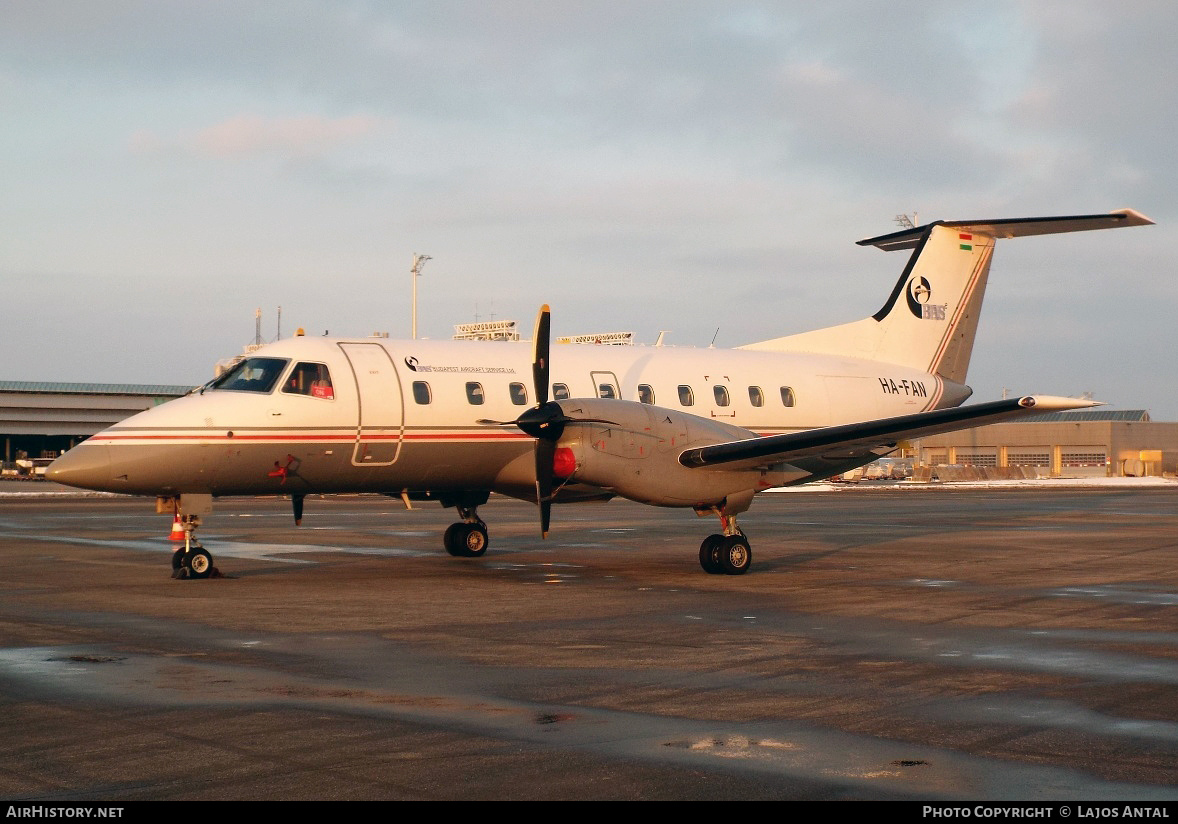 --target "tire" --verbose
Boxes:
[718,535,751,575]
[185,548,214,579]
[698,535,724,574]
[171,549,185,571]
[443,523,464,556]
